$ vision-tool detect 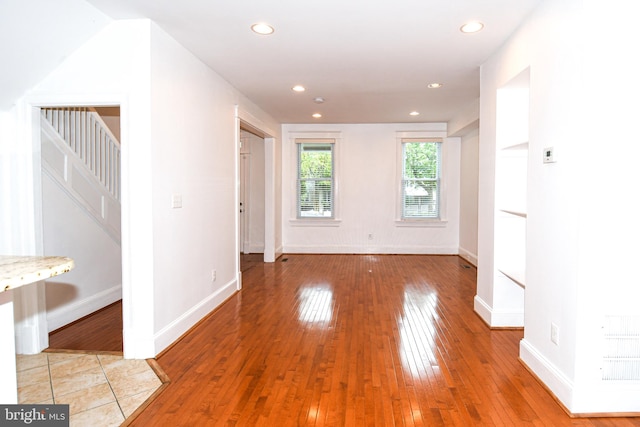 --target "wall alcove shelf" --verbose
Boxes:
[499,209,526,218]
[498,268,525,289]
[492,68,530,327]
